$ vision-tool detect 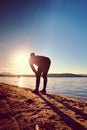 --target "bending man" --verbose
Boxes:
[29,52,51,94]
